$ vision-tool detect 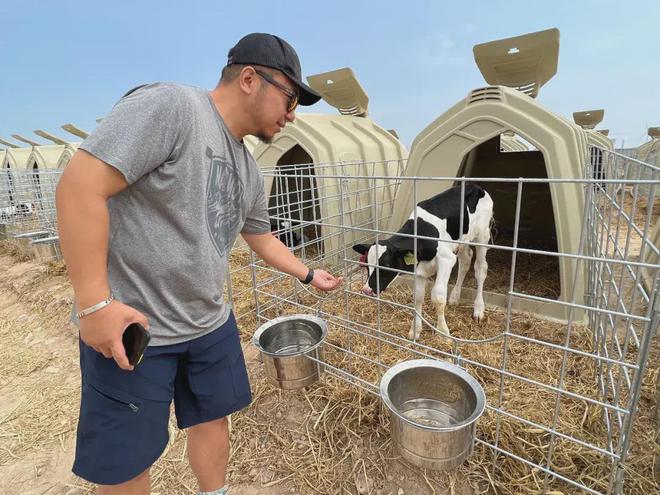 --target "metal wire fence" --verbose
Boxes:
[0,167,62,261]
[1,144,657,493]
[234,147,658,494]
